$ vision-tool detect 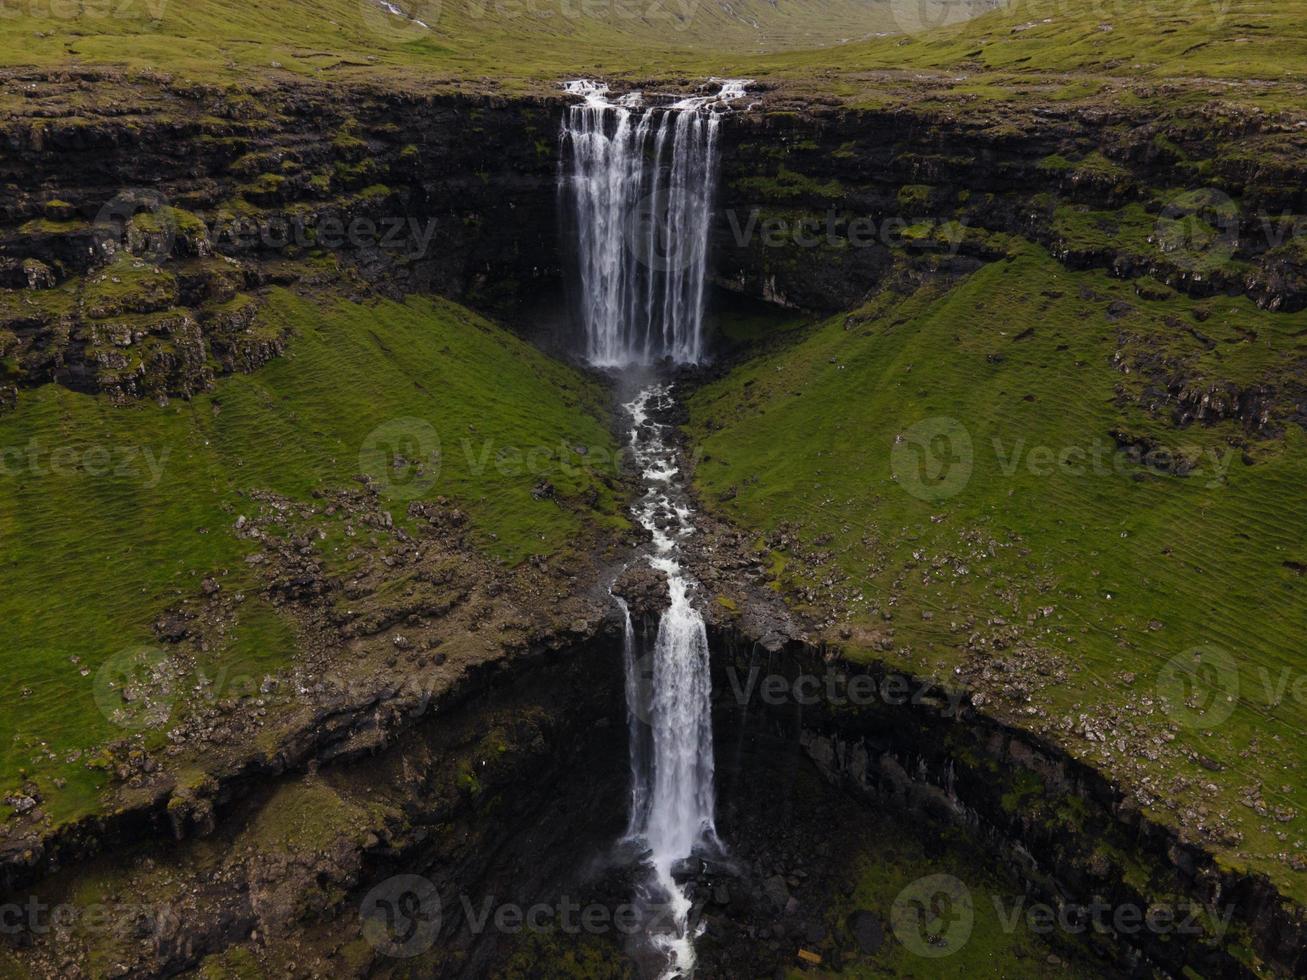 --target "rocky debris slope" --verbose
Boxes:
[0,477,615,895]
